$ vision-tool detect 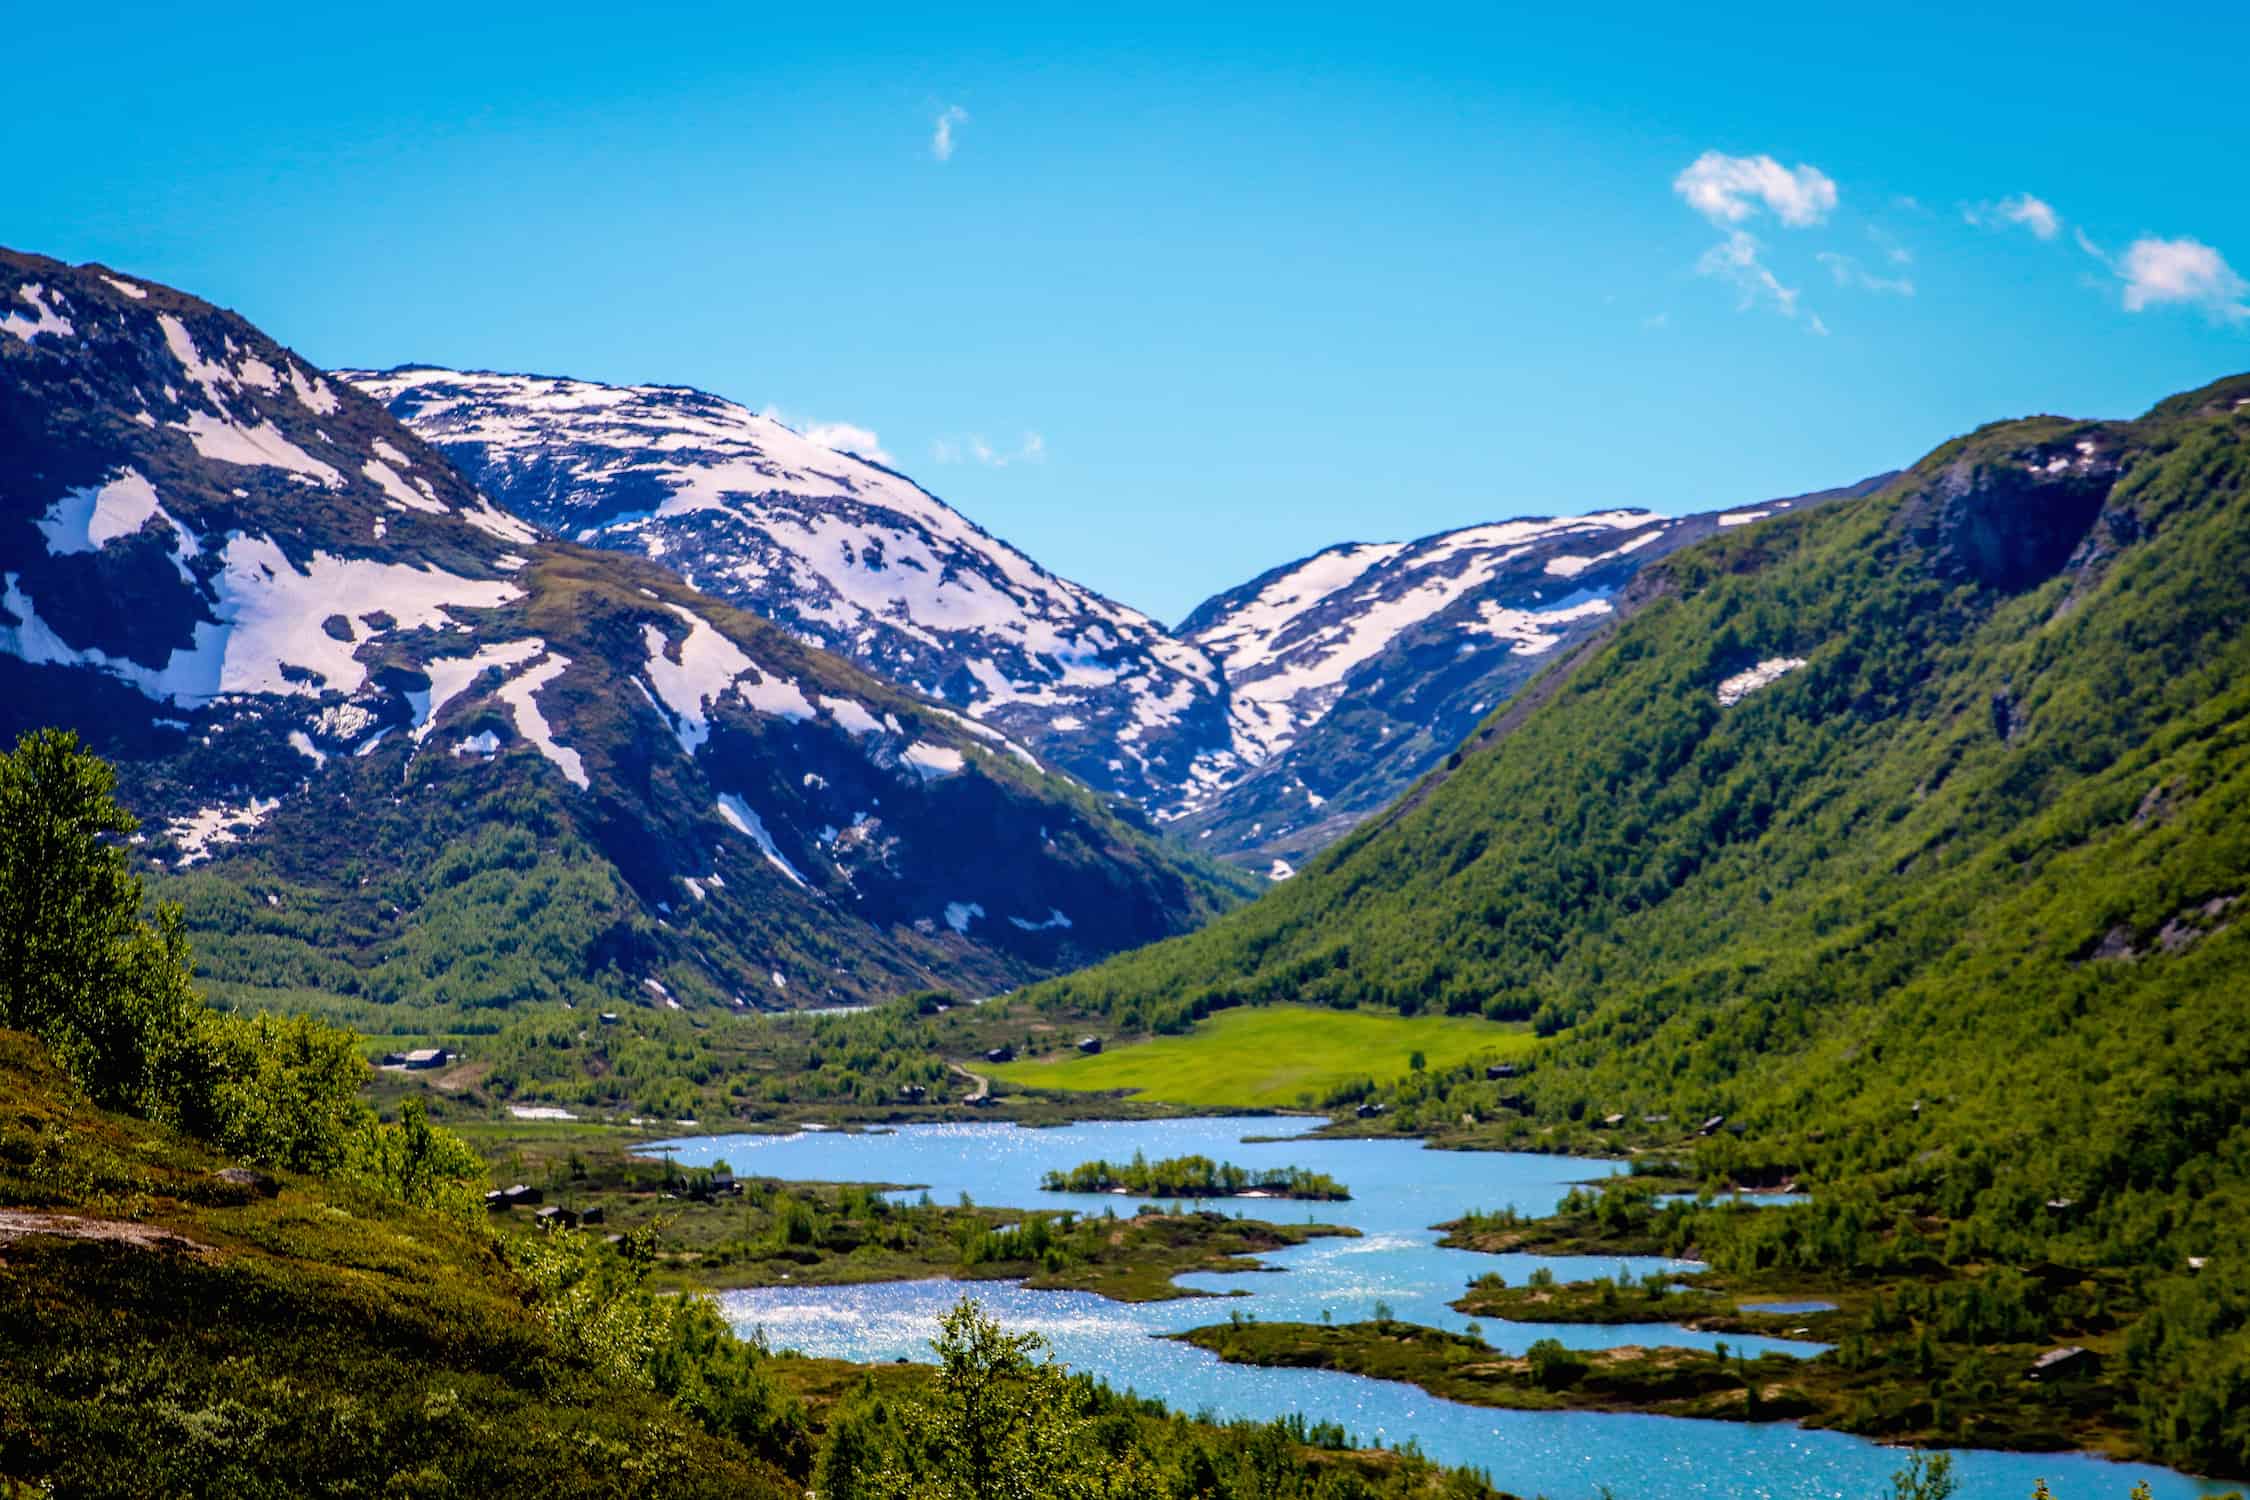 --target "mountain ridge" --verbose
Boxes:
[352,360,1895,871]
[0,248,1243,1021]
